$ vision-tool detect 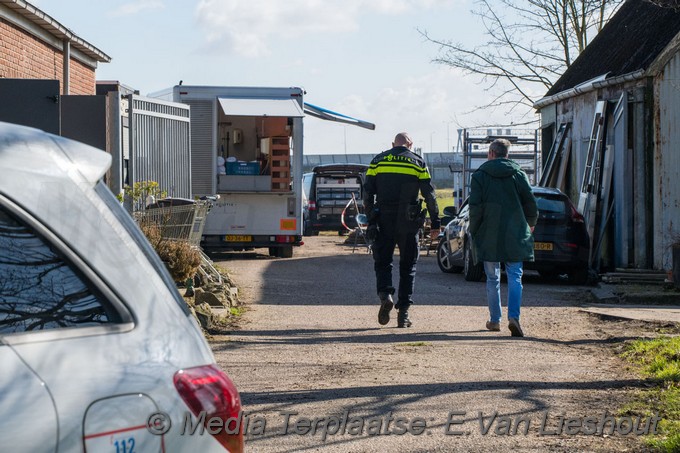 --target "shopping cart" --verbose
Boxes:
[133,198,222,285]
